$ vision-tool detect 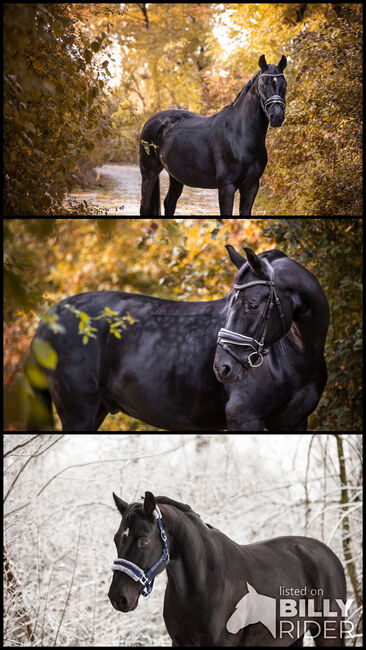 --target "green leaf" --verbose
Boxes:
[31,338,58,369]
